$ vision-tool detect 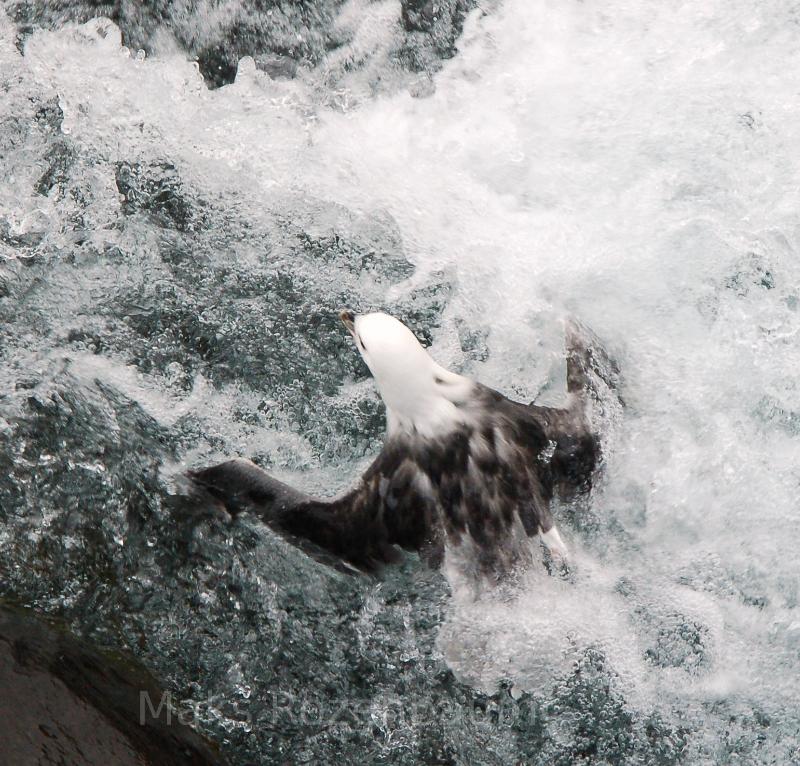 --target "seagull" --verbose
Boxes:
[186,311,619,580]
